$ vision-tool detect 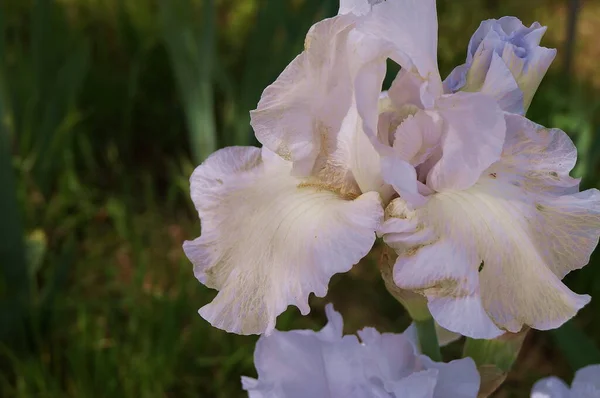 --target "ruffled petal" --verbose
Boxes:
[426,92,506,192]
[571,364,600,397]
[245,328,367,397]
[488,116,598,278]
[243,304,480,398]
[530,377,570,398]
[184,147,382,334]
[357,0,442,95]
[382,163,599,336]
[392,111,442,166]
[250,14,358,177]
